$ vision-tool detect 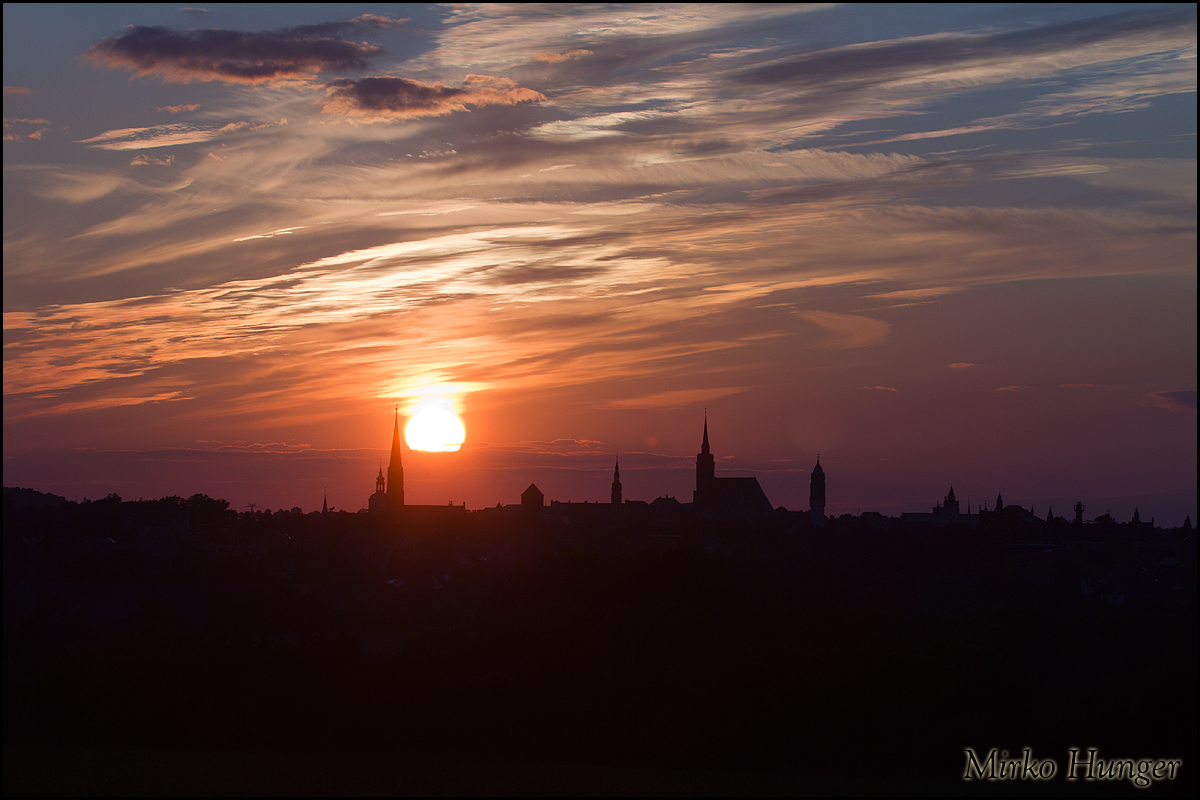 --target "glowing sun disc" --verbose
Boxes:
[405,407,465,452]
